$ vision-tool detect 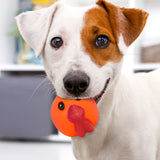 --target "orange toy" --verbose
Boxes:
[51,96,99,137]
